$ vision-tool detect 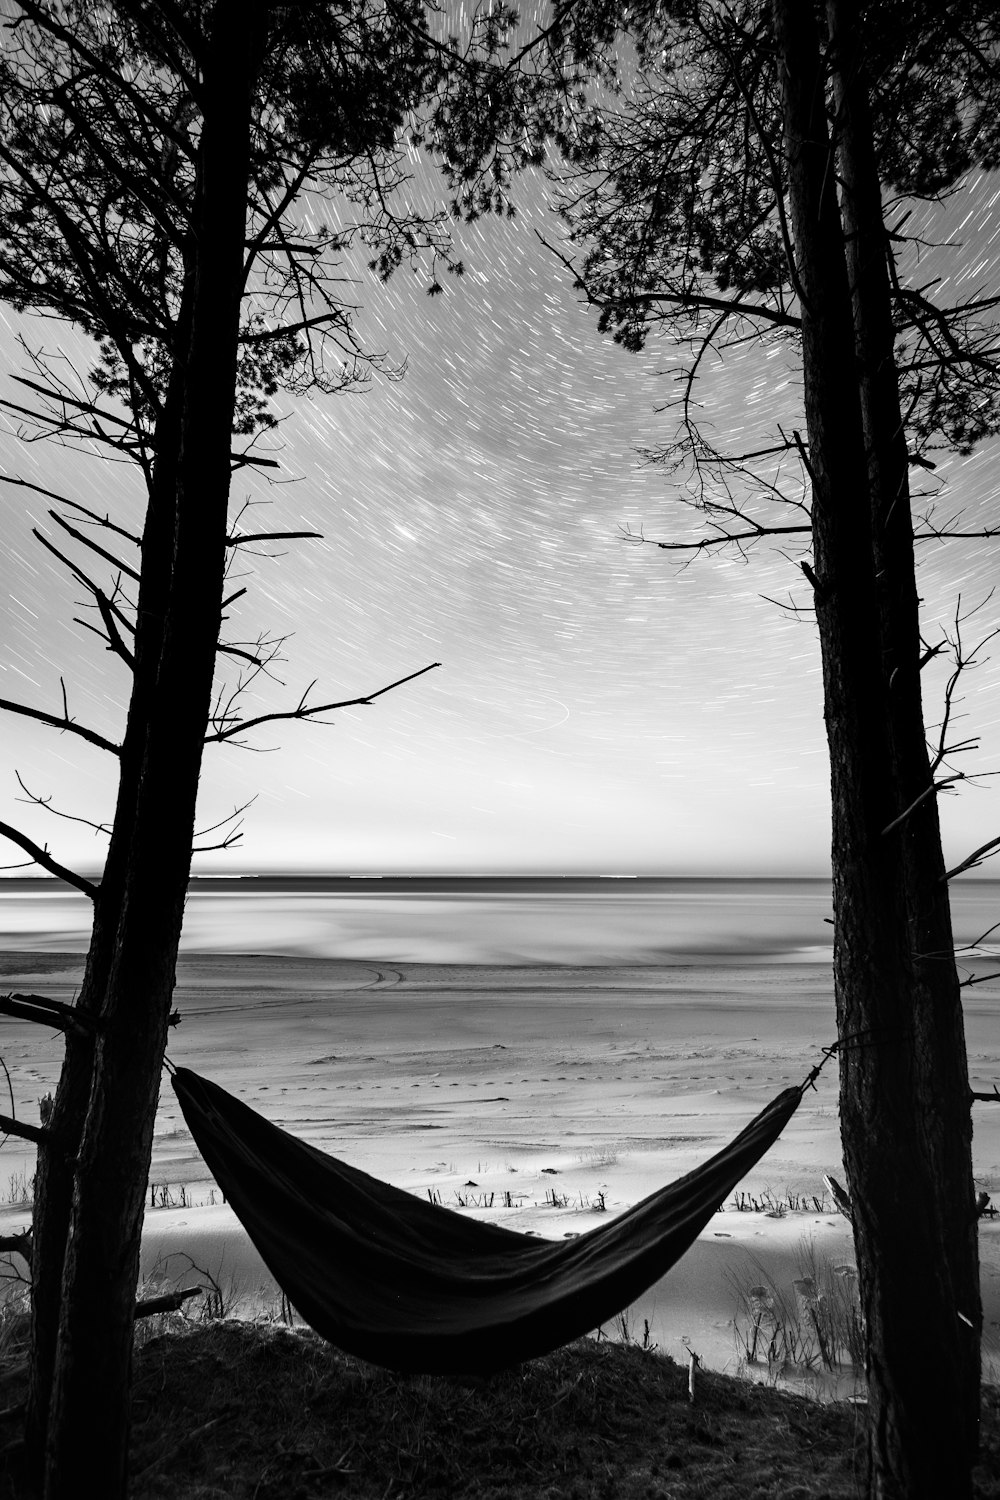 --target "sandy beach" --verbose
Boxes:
[1,948,998,1386]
